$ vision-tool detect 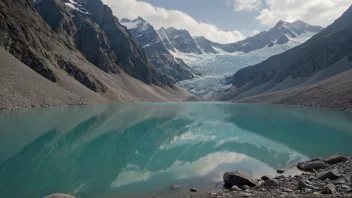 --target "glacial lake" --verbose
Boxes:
[1,103,352,198]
